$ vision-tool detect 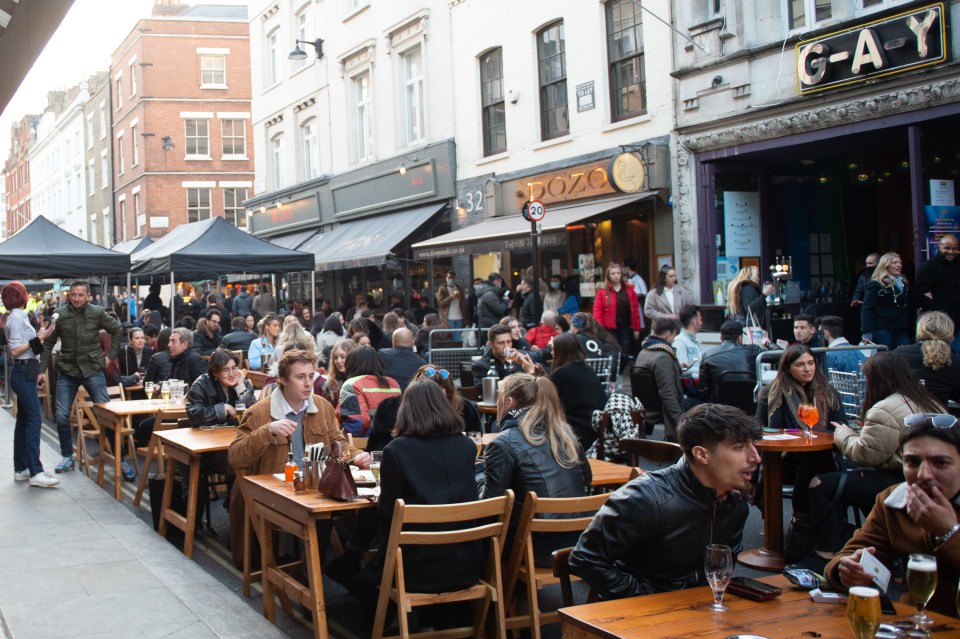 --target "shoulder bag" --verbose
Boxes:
[317,440,358,501]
